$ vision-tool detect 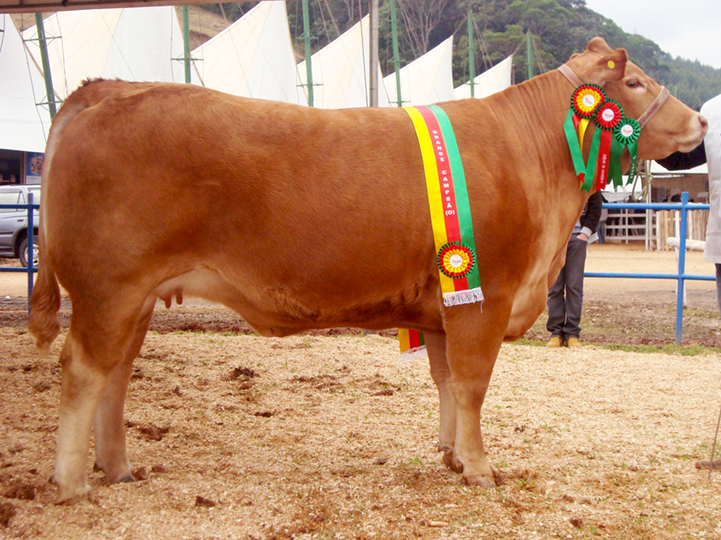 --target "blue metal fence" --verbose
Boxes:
[587,192,715,344]
[0,192,38,309]
[0,192,716,343]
